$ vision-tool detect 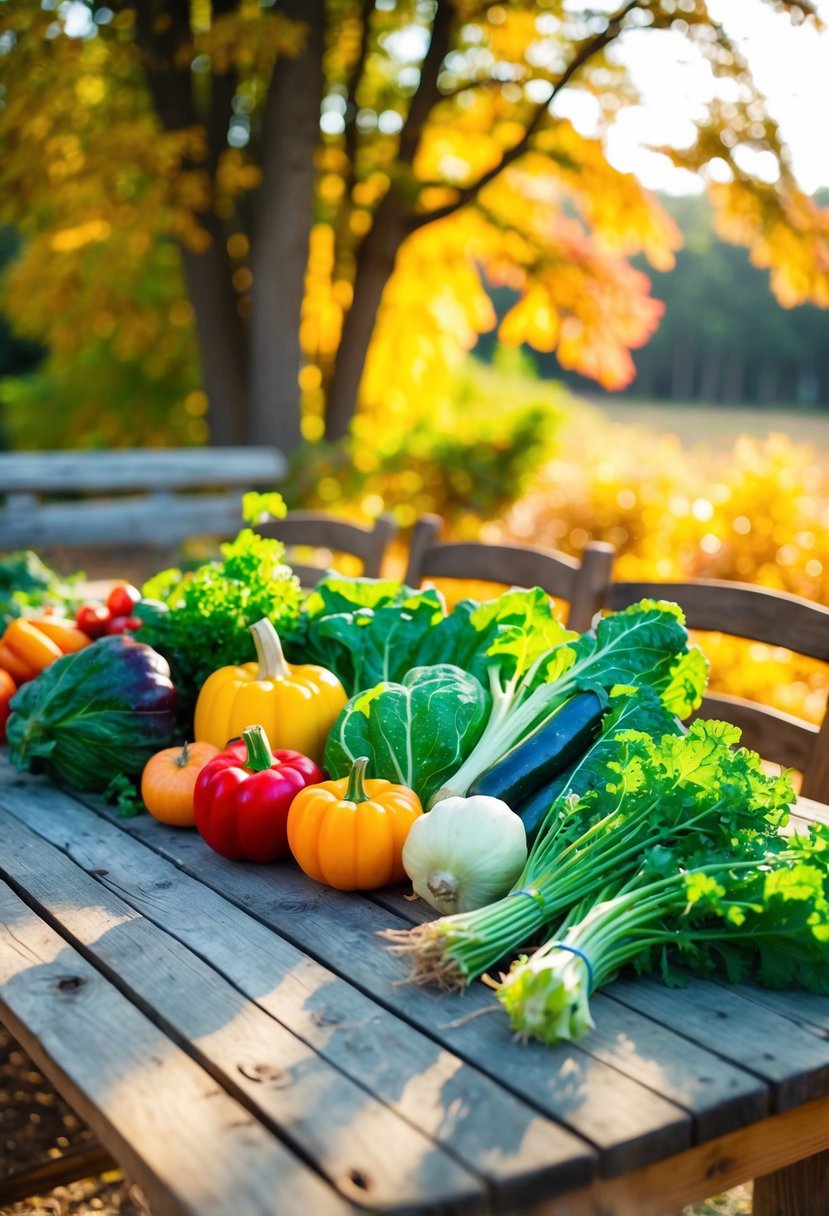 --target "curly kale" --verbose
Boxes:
[135,494,304,729]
